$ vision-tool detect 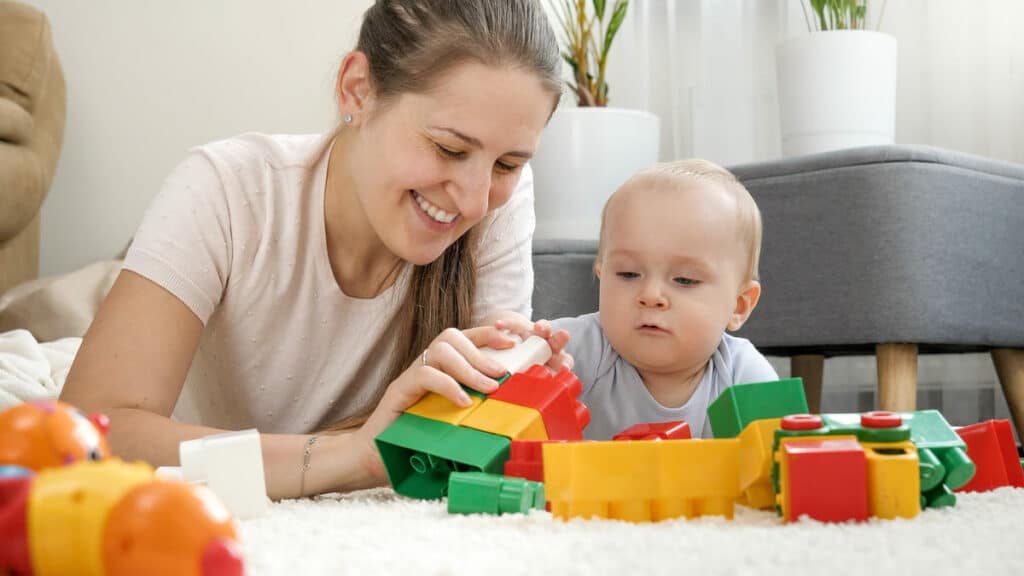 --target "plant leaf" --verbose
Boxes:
[601,0,629,63]
[592,0,606,20]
